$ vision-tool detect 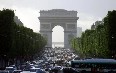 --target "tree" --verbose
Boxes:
[104,10,116,58]
[0,9,47,69]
